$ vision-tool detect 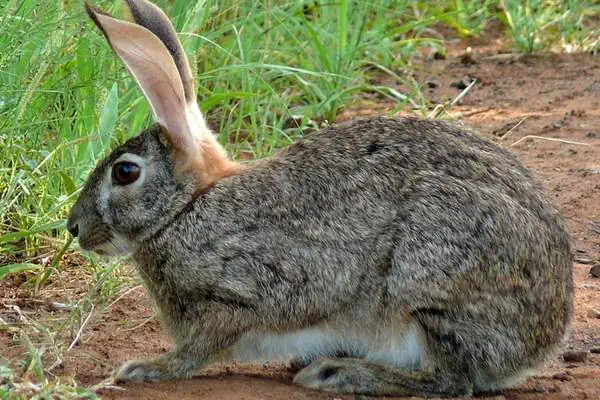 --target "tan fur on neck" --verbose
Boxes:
[173,135,244,190]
